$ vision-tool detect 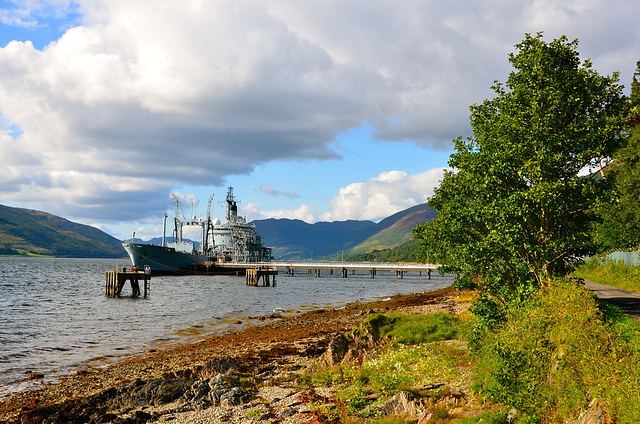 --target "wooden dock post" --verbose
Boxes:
[246,268,277,287]
[105,267,151,297]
